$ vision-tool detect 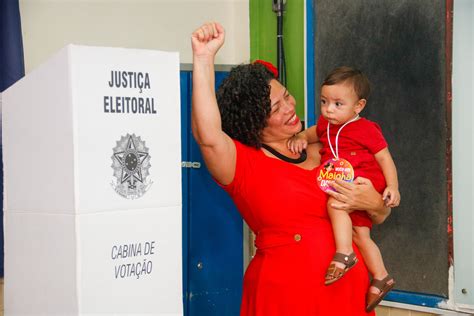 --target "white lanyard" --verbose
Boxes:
[327,115,359,160]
